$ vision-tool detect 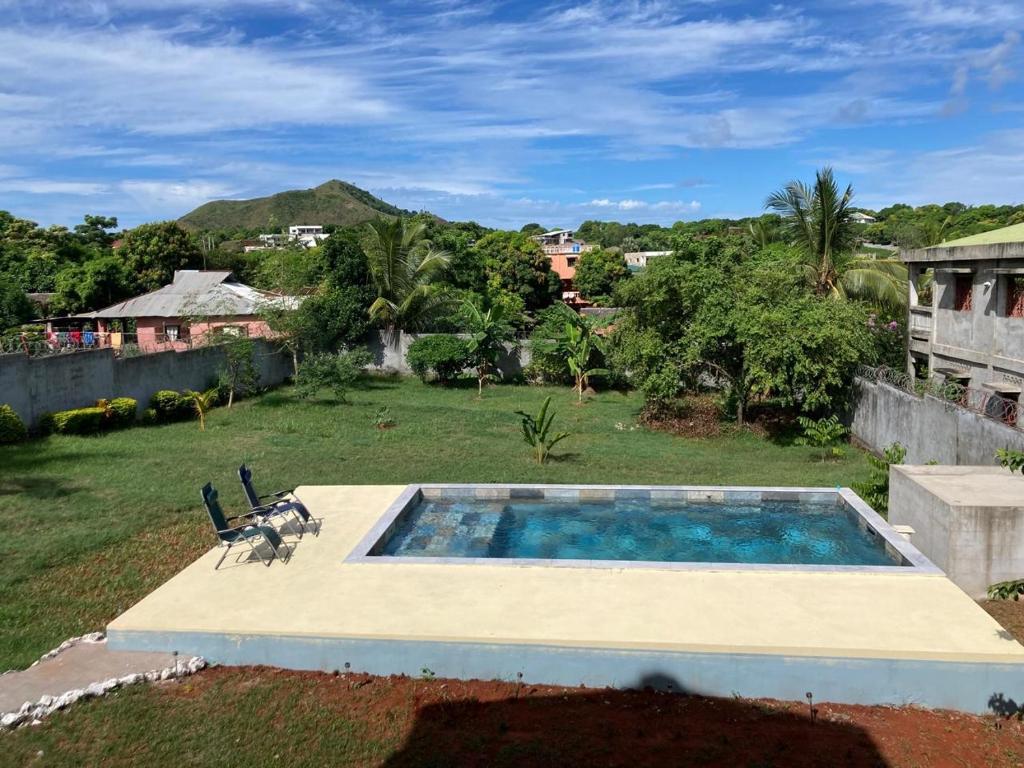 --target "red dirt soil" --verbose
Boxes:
[173,666,1024,767]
